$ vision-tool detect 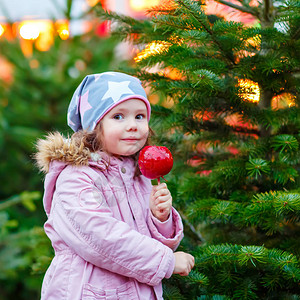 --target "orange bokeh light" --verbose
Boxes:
[86,0,100,6]
[129,0,160,12]
[0,56,13,83]
[272,93,296,109]
[19,21,40,40]
[17,20,54,55]
[56,20,70,40]
[0,24,5,37]
[238,79,260,103]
